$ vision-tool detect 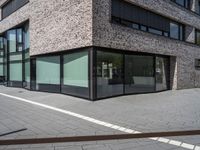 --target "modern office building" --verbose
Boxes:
[0,0,200,100]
